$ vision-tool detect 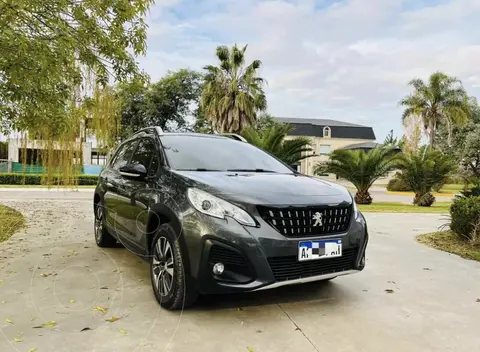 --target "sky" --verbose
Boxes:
[137,0,480,141]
